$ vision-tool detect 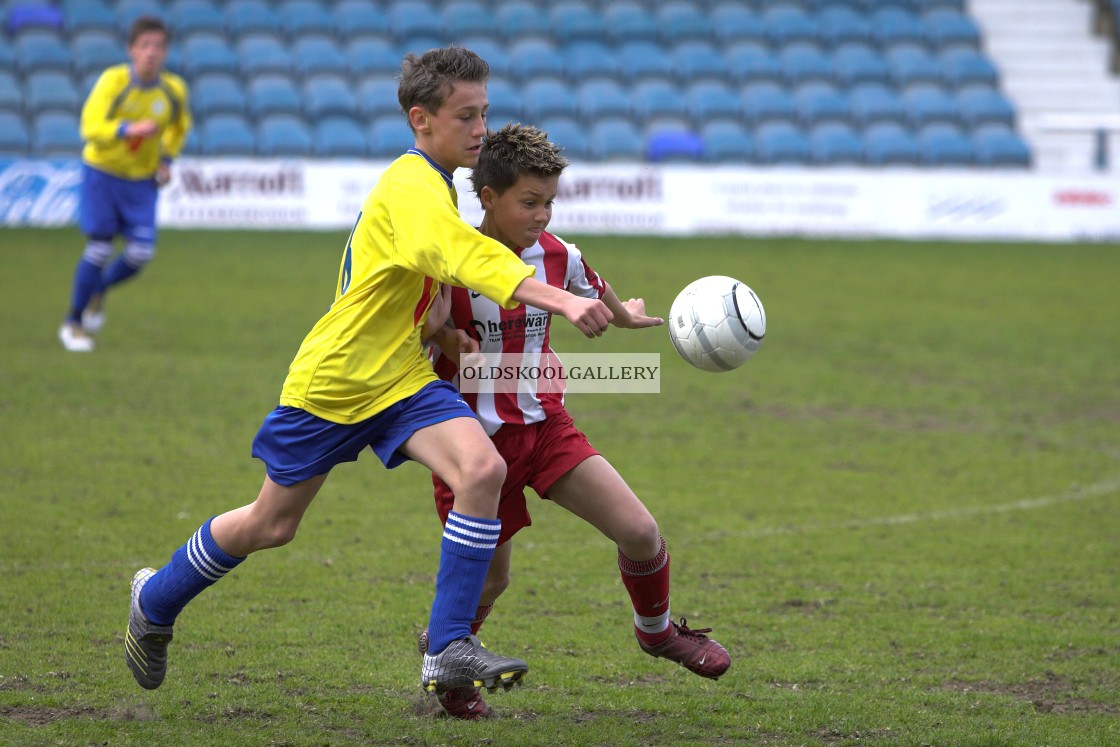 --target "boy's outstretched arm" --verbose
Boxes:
[601,283,664,329]
[512,277,613,338]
